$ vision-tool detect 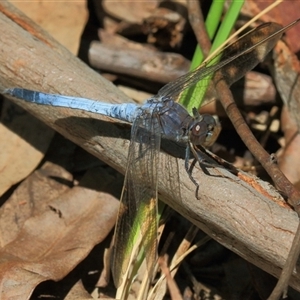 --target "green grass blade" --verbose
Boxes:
[180,0,244,113]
